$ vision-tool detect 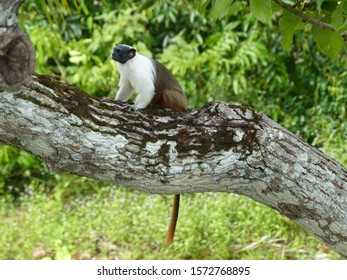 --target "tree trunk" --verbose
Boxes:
[1,74,347,257]
[1,0,347,259]
[0,0,35,90]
